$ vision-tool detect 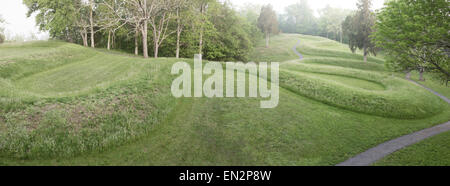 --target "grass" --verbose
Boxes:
[0,34,449,165]
[408,71,450,98]
[374,131,450,166]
